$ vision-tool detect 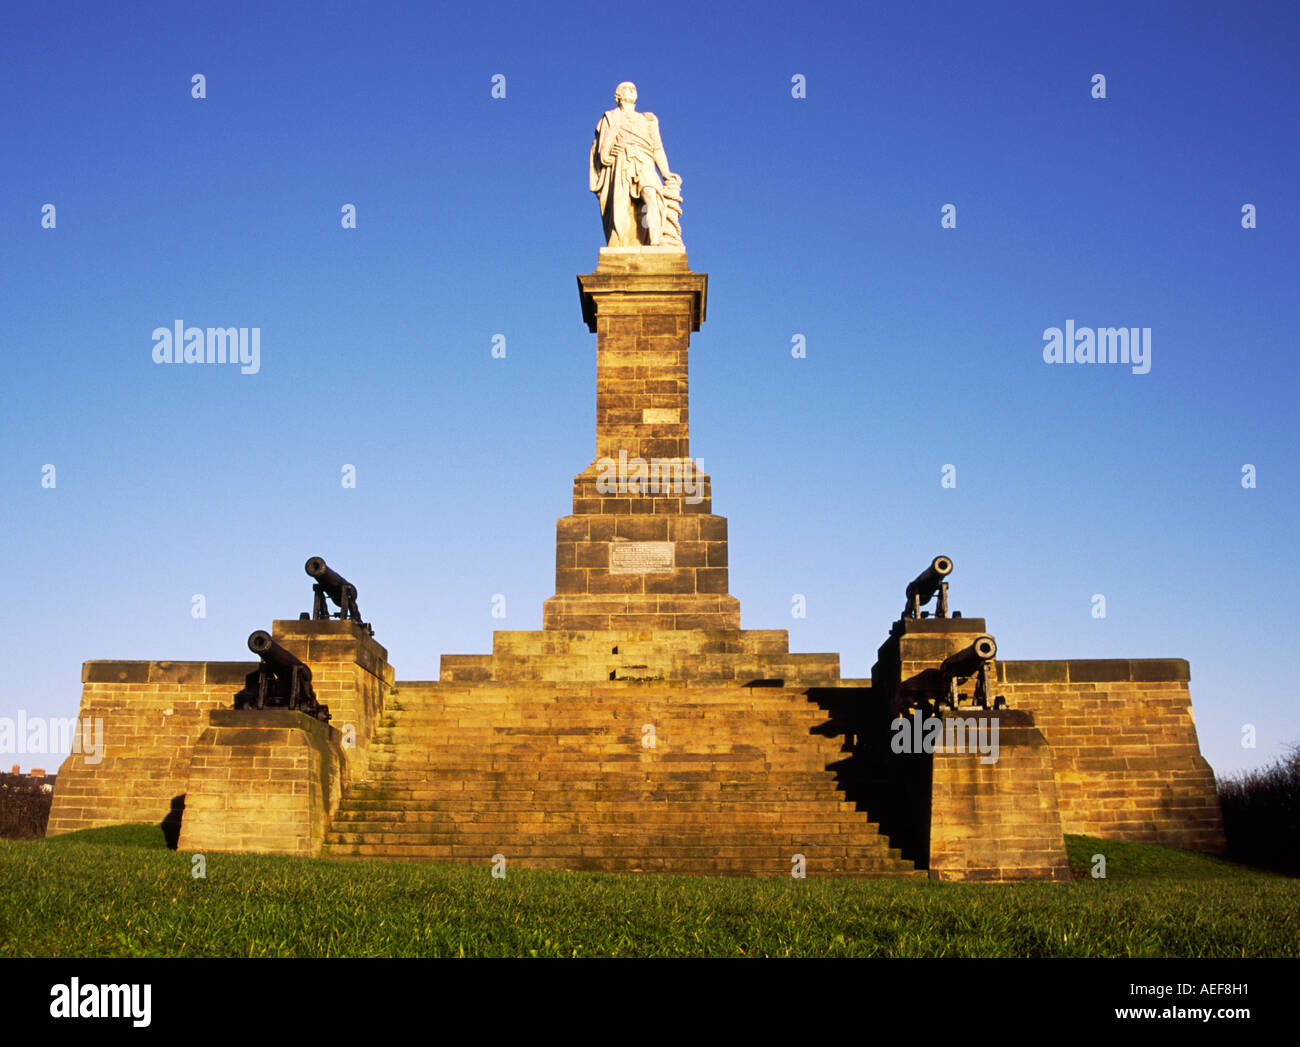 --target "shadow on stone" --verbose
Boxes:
[160,794,185,849]
[807,686,932,869]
